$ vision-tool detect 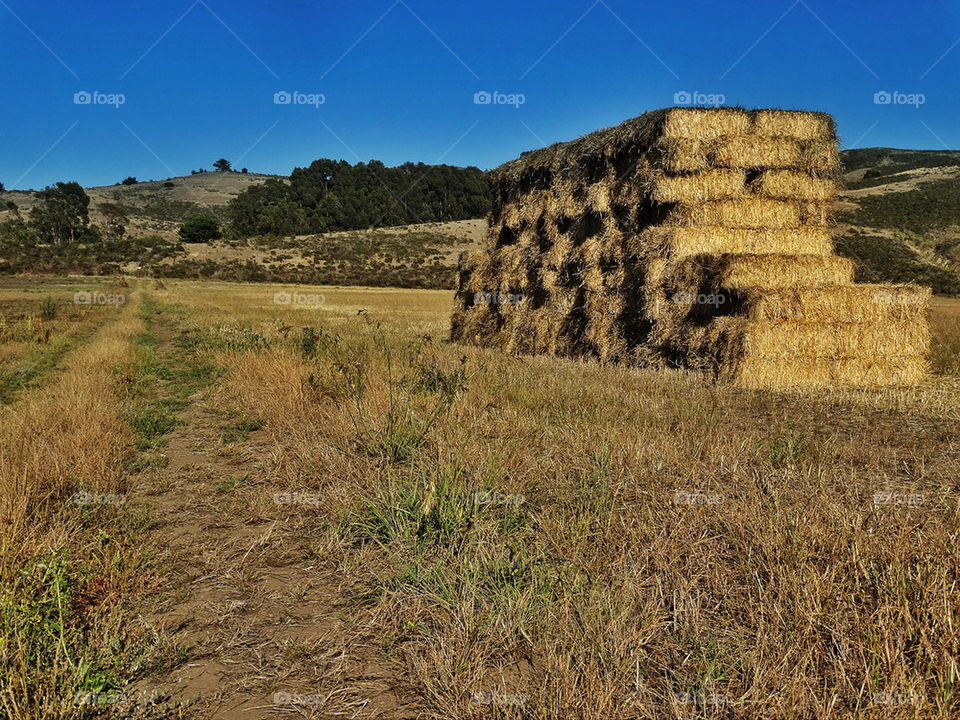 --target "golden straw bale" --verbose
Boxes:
[711,137,803,169]
[646,227,833,258]
[712,254,855,289]
[735,319,930,358]
[661,107,751,139]
[651,169,746,203]
[752,110,834,140]
[665,199,801,228]
[744,284,930,322]
[754,170,836,201]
